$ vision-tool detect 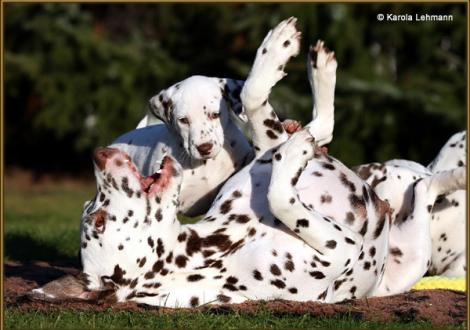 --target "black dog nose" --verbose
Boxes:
[196,143,213,156]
